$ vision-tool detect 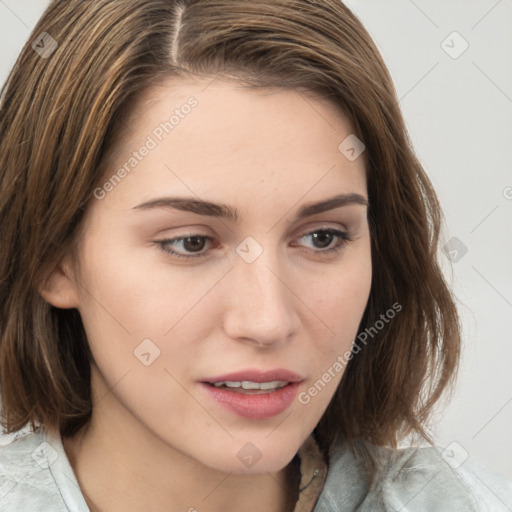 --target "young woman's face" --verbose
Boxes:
[64,76,371,473]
